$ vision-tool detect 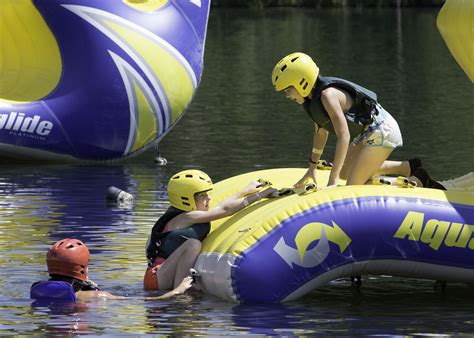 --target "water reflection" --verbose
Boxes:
[0,165,138,249]
[232,303,319,335]
[231,278,474,335]
[27,303,94,335]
